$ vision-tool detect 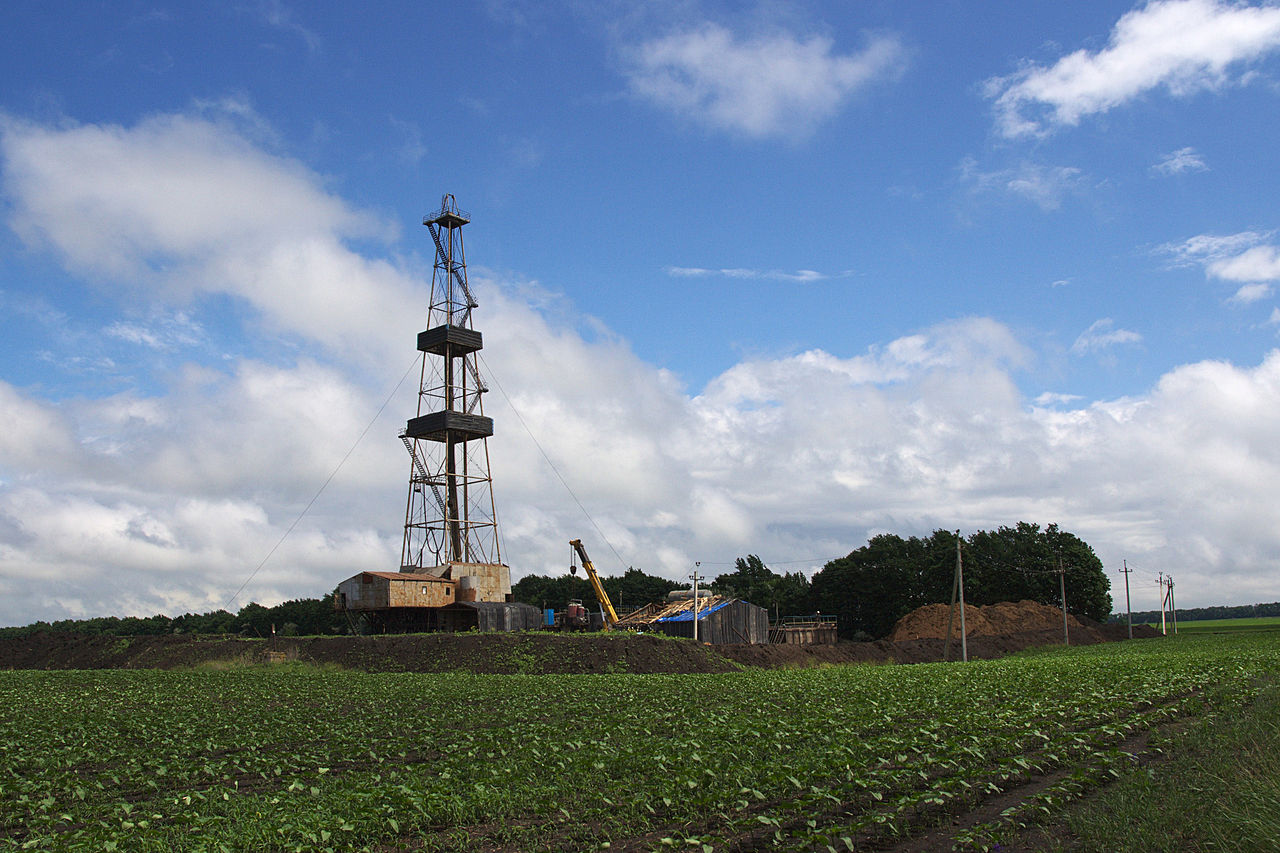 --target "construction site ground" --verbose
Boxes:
[0,601,1158,672]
